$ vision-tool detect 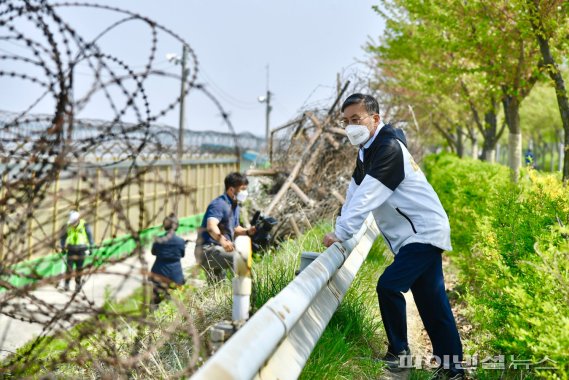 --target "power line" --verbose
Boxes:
[199,67,259,108]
